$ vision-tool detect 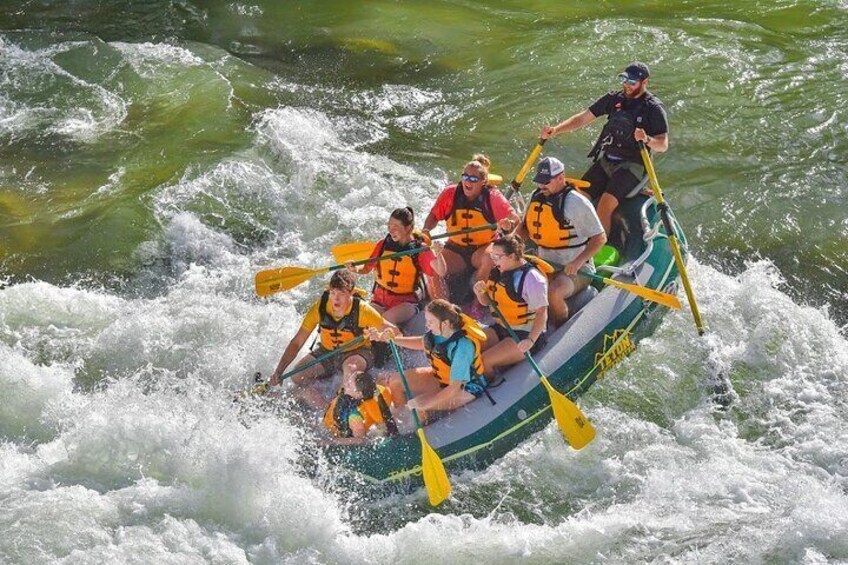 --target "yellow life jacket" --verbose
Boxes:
[524,186,589,250]
[446,184,498,247]
[423,314,487,385]
[323,385,397,437]
[373,235,425,296]
[318,288,369,351]
[486,257,553,329]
